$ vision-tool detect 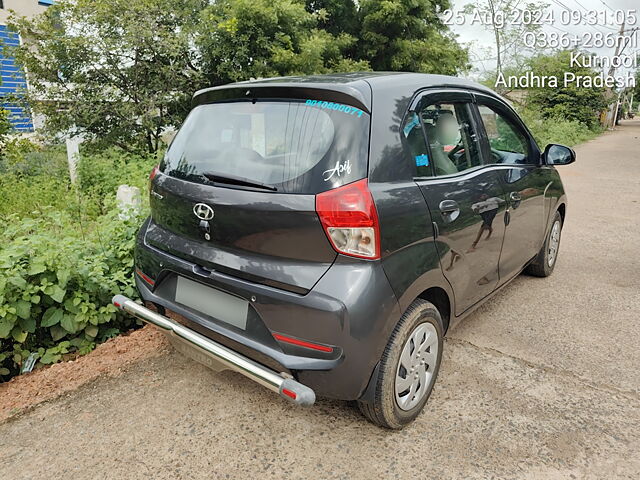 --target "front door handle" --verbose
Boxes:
[439,199,460,222]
